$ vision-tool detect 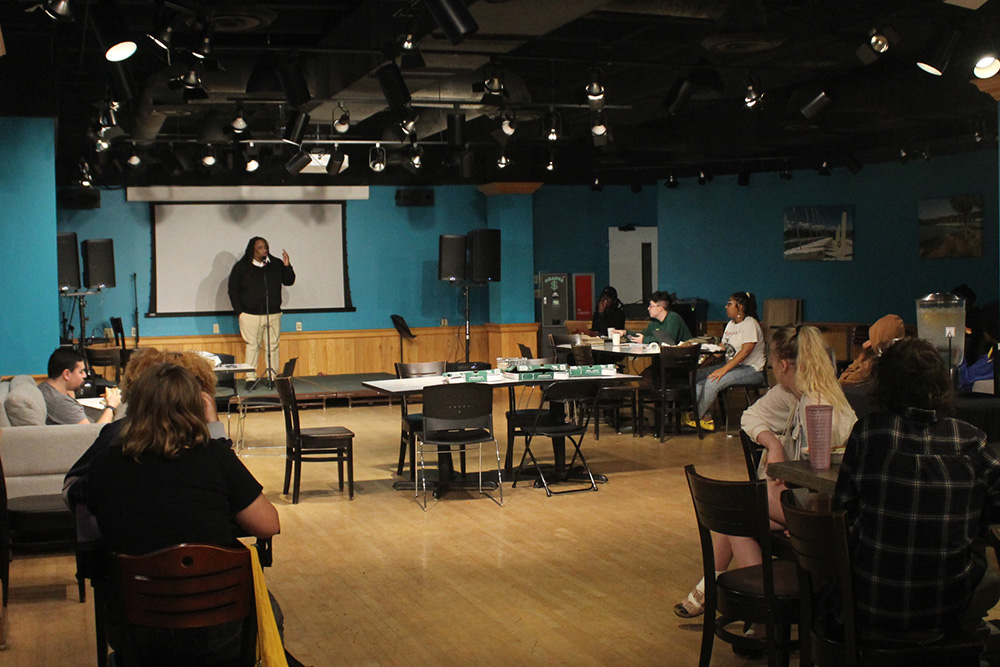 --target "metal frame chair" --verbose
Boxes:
[275,376,354,503]
[503,357,556,474]
[637,345,703,441]
[416,383,503,510]
[394,361,447,481]
[572,344,636,437]
[685,464,799,667]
